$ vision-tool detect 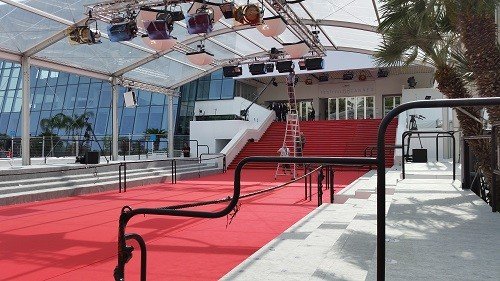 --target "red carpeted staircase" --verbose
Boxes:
[228,119,398,170]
